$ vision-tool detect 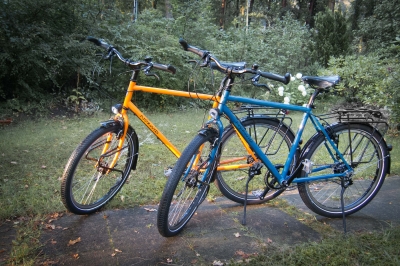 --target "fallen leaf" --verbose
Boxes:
[235,250,257,259]
[45,224,56,230]
[72,254,79,259]
[114,249,122,253]
[67,237,81,246]
[167,258,173,263]
[10,161,17,164]
[144,207,156,212]
[41,165,47,169]
[267,238,273,243]
[120,195,125,202]
[234,232,241,238]
[212,260,224,266]
[51,239,57,245]
[41,259,59,266]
